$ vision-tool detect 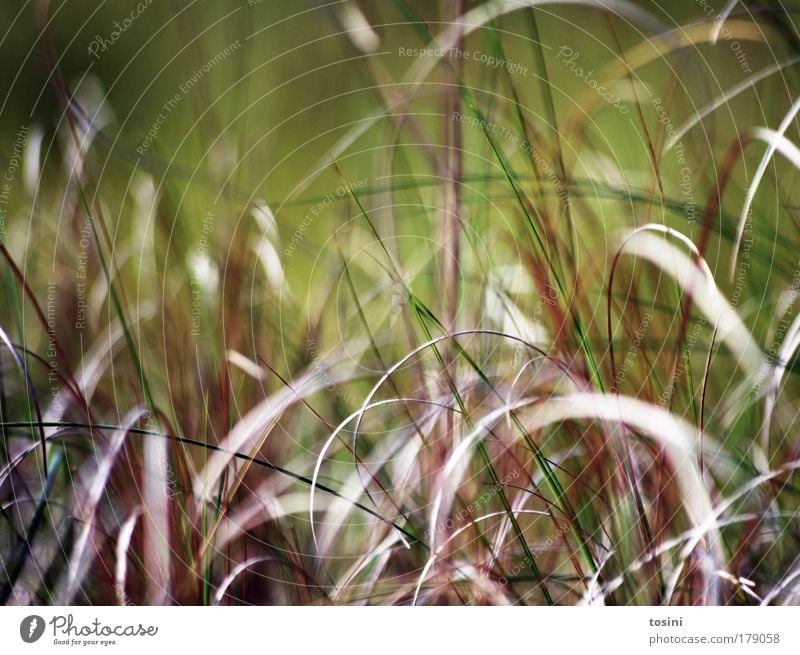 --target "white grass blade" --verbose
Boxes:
[335,4,379,53]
